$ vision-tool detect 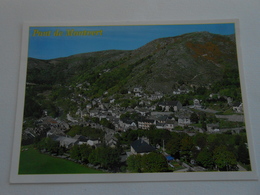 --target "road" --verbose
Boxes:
[216,114,245,122]
[192,107,245,122]
[237,164,247,171]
